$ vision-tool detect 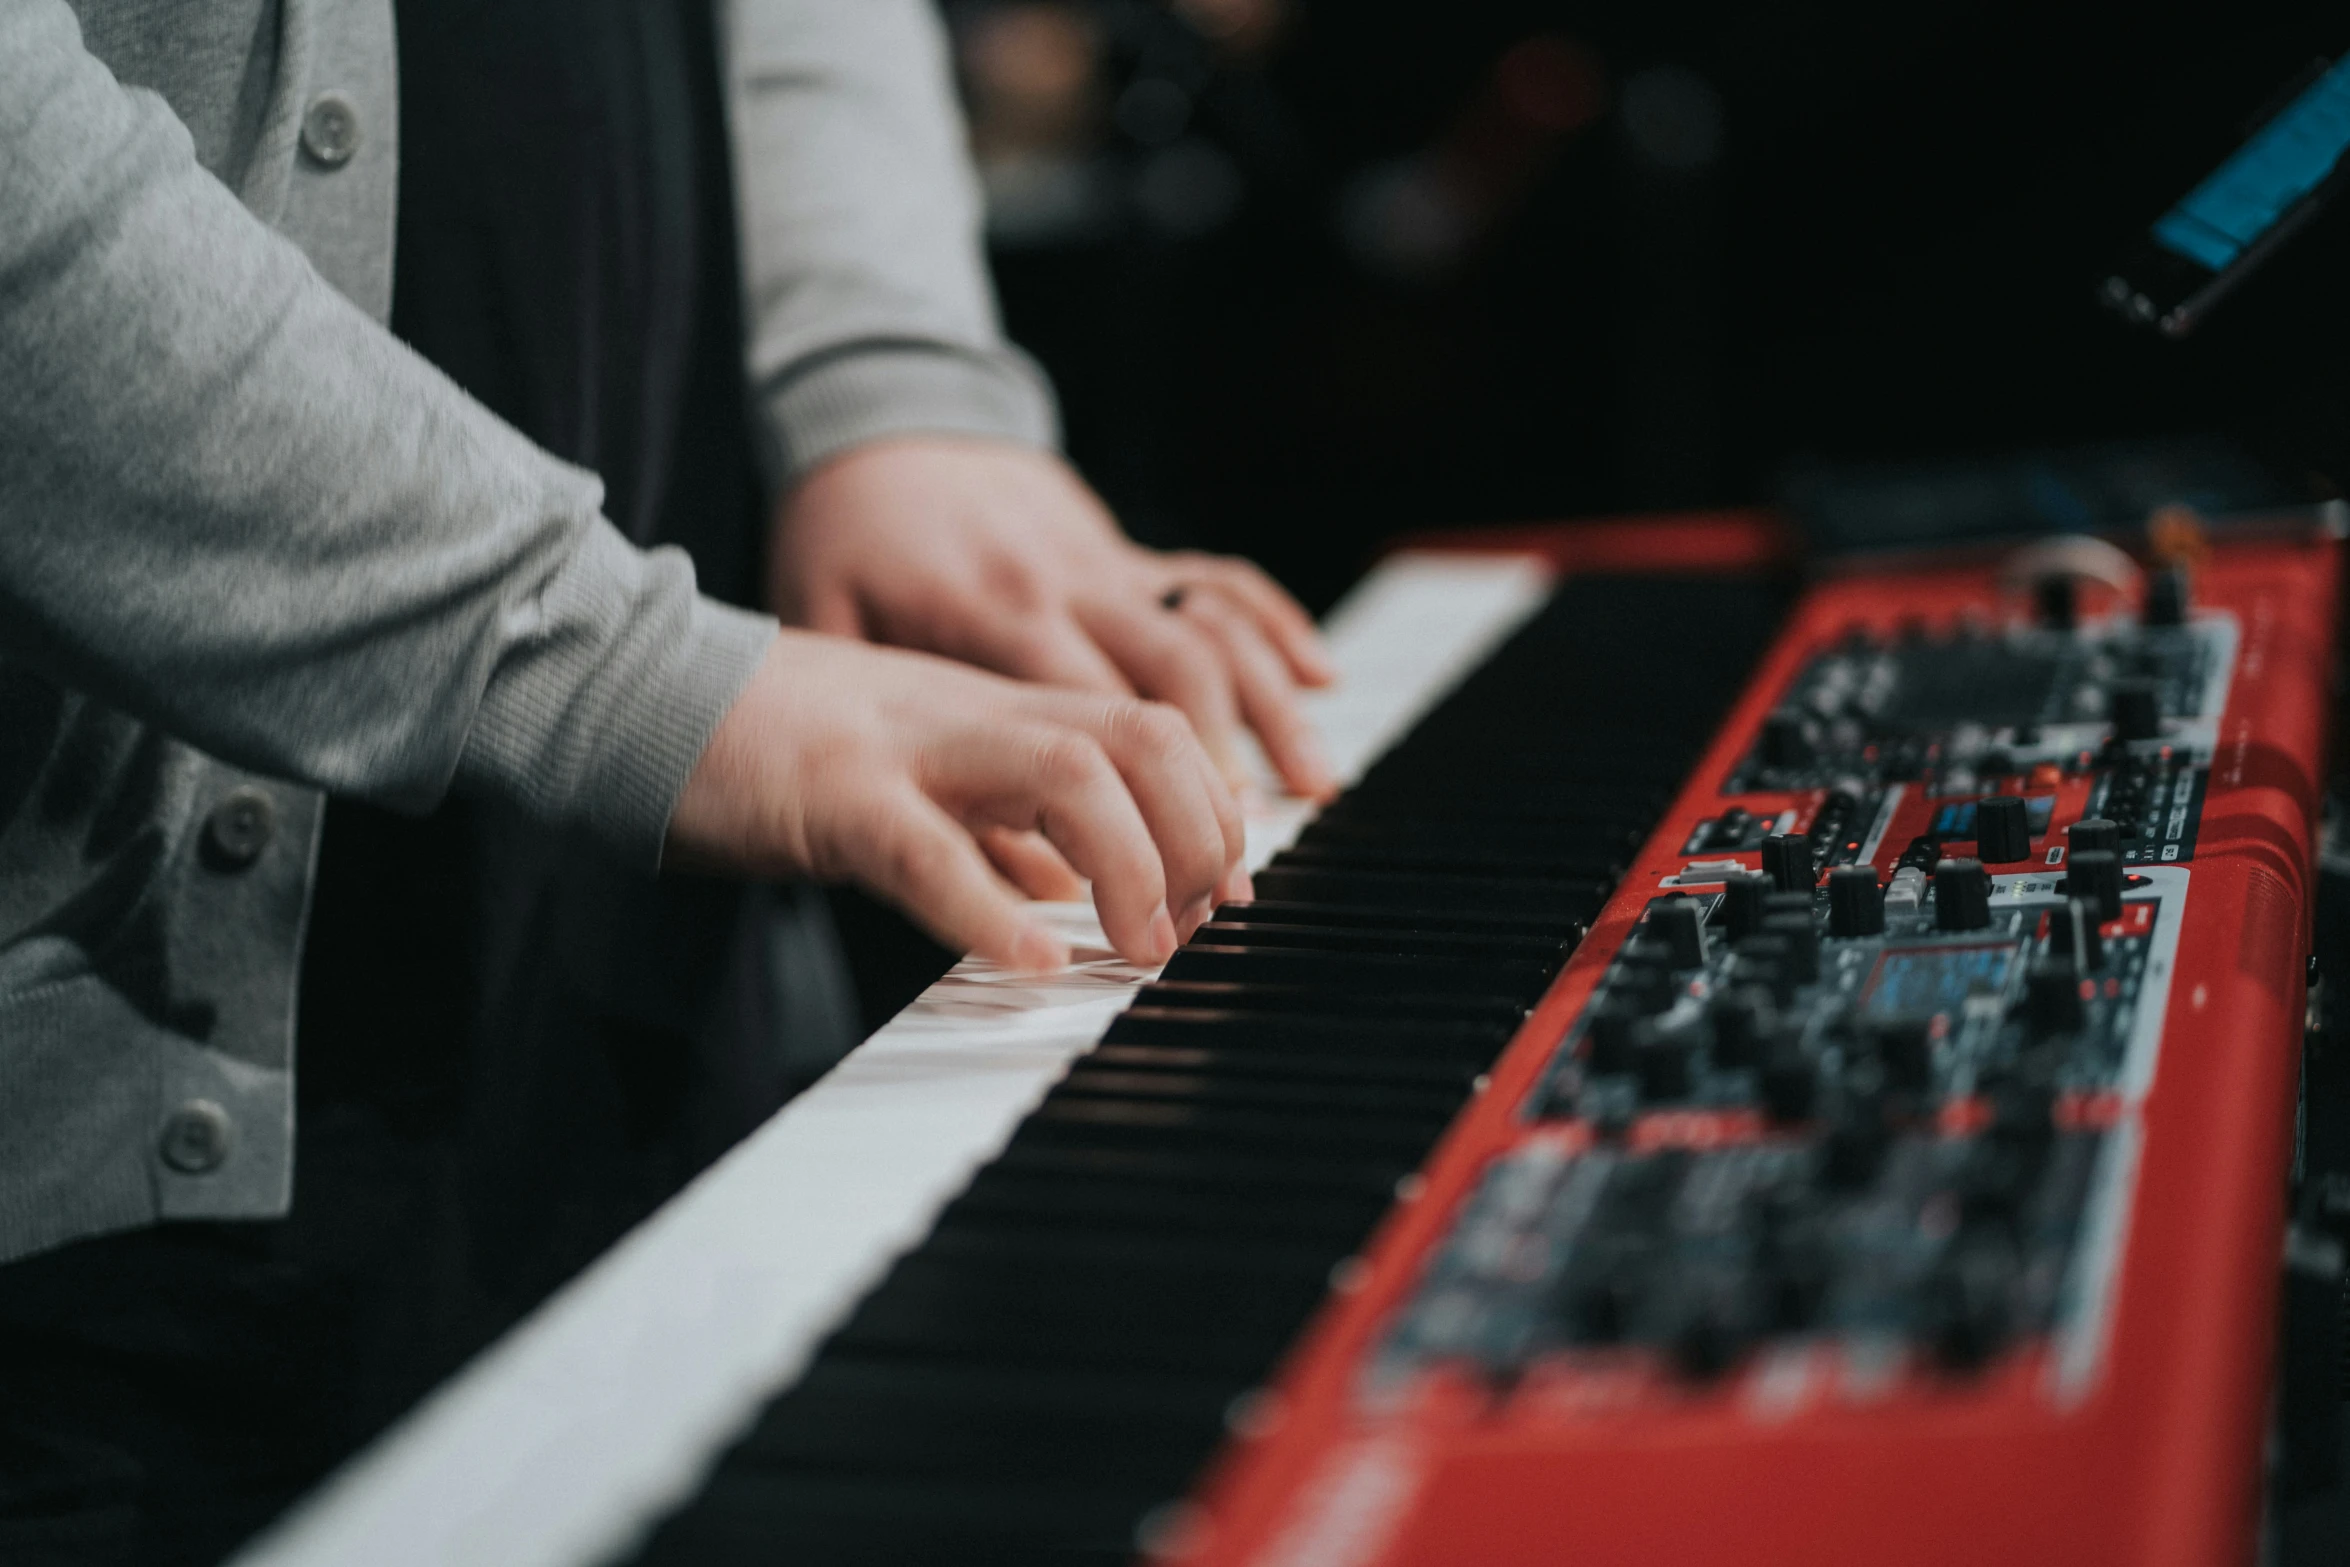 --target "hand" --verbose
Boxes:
[768,436,1341,800]
[666,631,1248,970]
